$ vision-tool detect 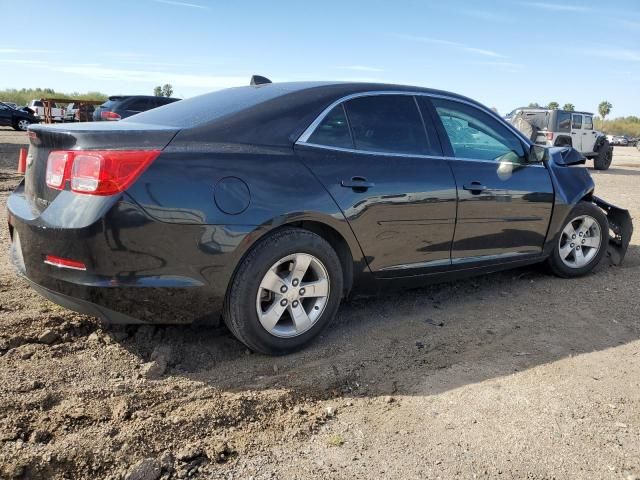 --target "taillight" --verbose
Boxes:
[46,150,160,195]
[45,151,72,189]
[545,132,554,141]
[100,111,121,121]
